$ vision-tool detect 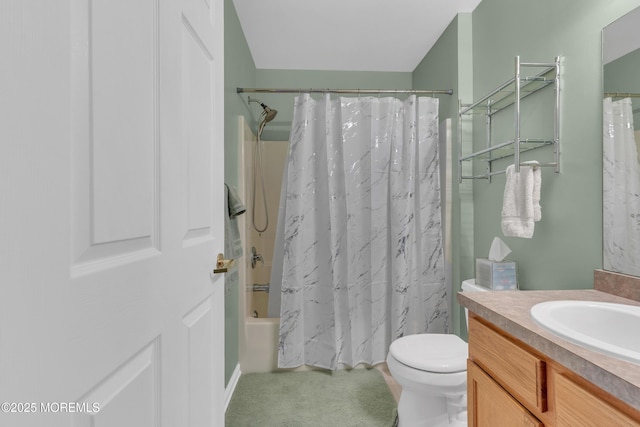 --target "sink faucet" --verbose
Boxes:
[251,246,264,269]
